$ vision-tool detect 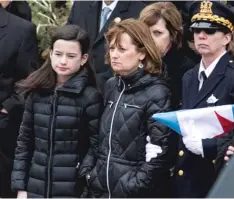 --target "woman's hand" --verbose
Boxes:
[17,191,27,199]
[224,146,234,161]
[145,136,162,162]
